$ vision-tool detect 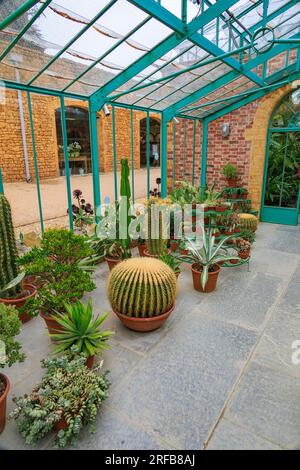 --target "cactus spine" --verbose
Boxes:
[146,199,165,256]
[237,213,258,232]
[0,194,19,297]
[107,258,177,318]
